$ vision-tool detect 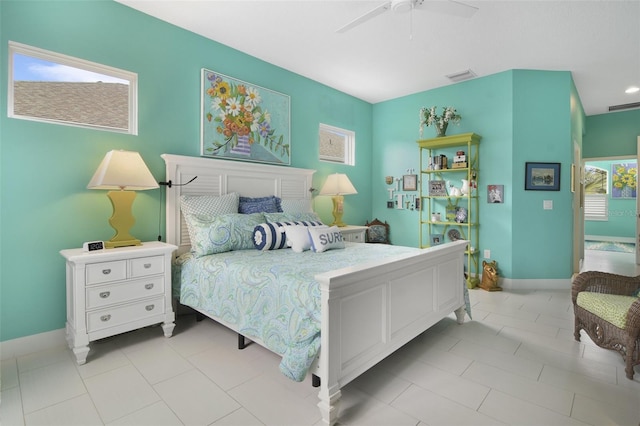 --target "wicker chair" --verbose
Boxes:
[572,271,640,379]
